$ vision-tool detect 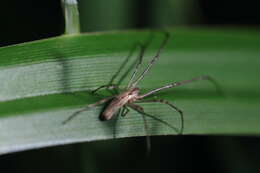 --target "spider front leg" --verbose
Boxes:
[137,99,184,134]
[91,84,119,95]
[62,96,114,125]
